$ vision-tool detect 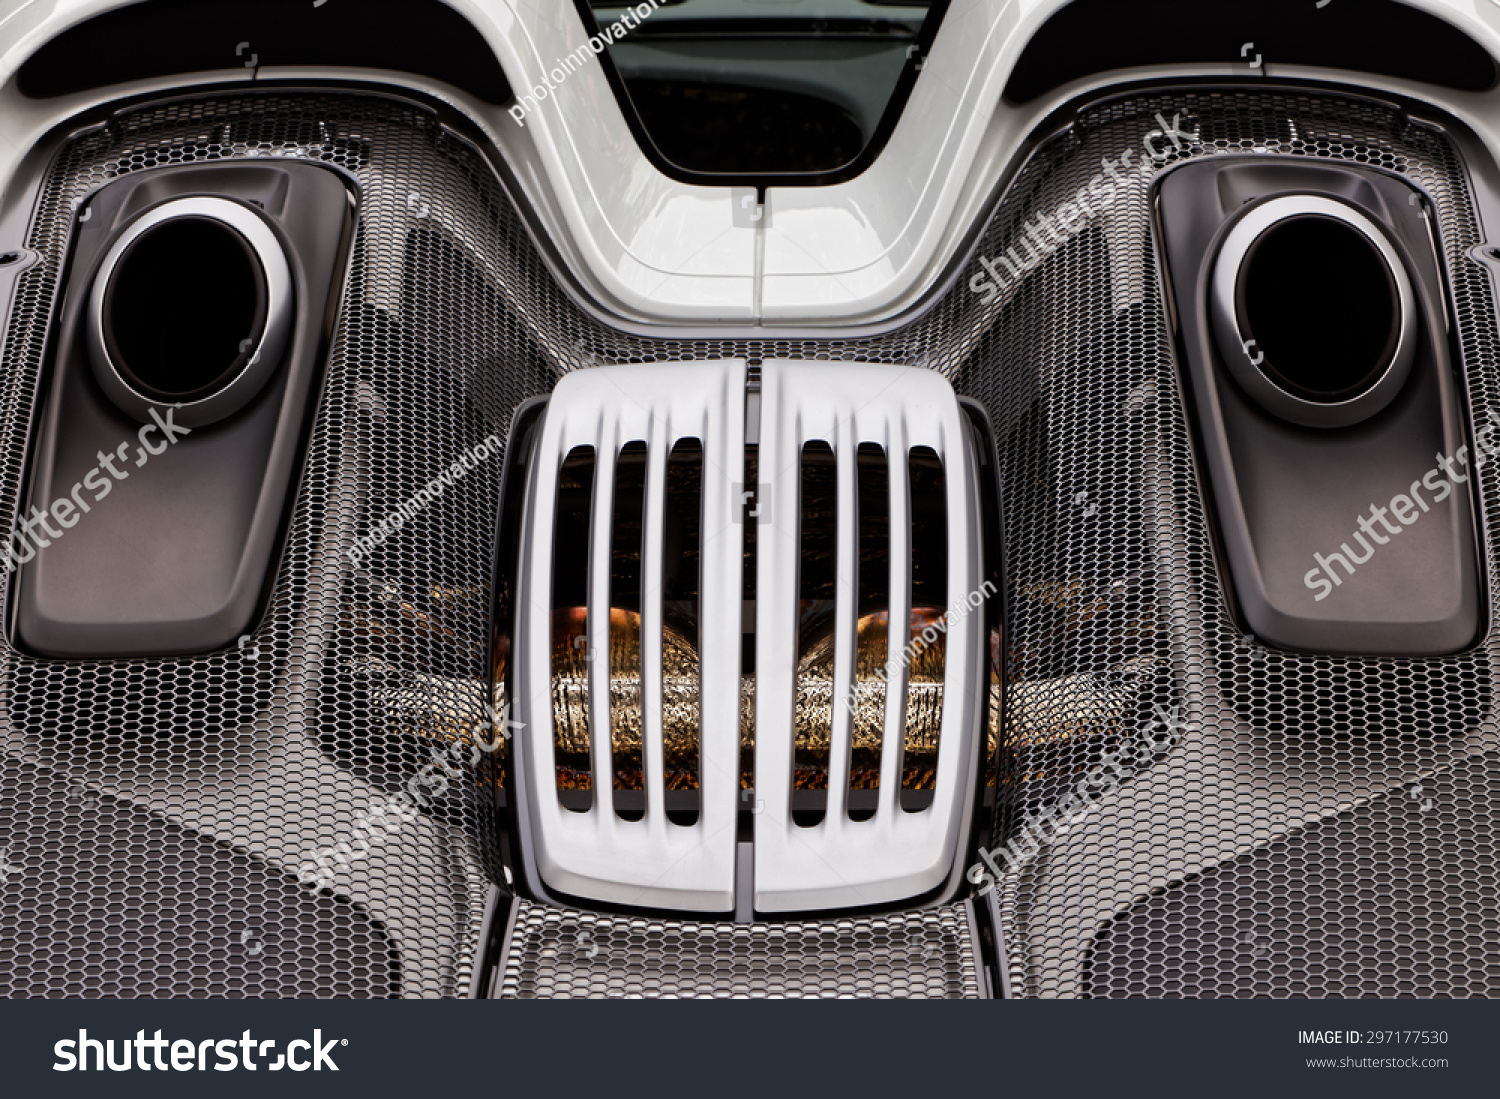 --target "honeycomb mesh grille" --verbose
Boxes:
[964,92,1500,999]
[1,87,1496,997]
[0,92,559,997]
[498,897,982,998]
[1083,760,1500,997]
